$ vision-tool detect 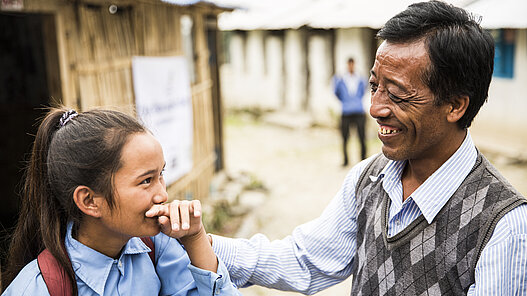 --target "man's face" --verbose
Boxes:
[369,40,455,162]
[347,61,355,73]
